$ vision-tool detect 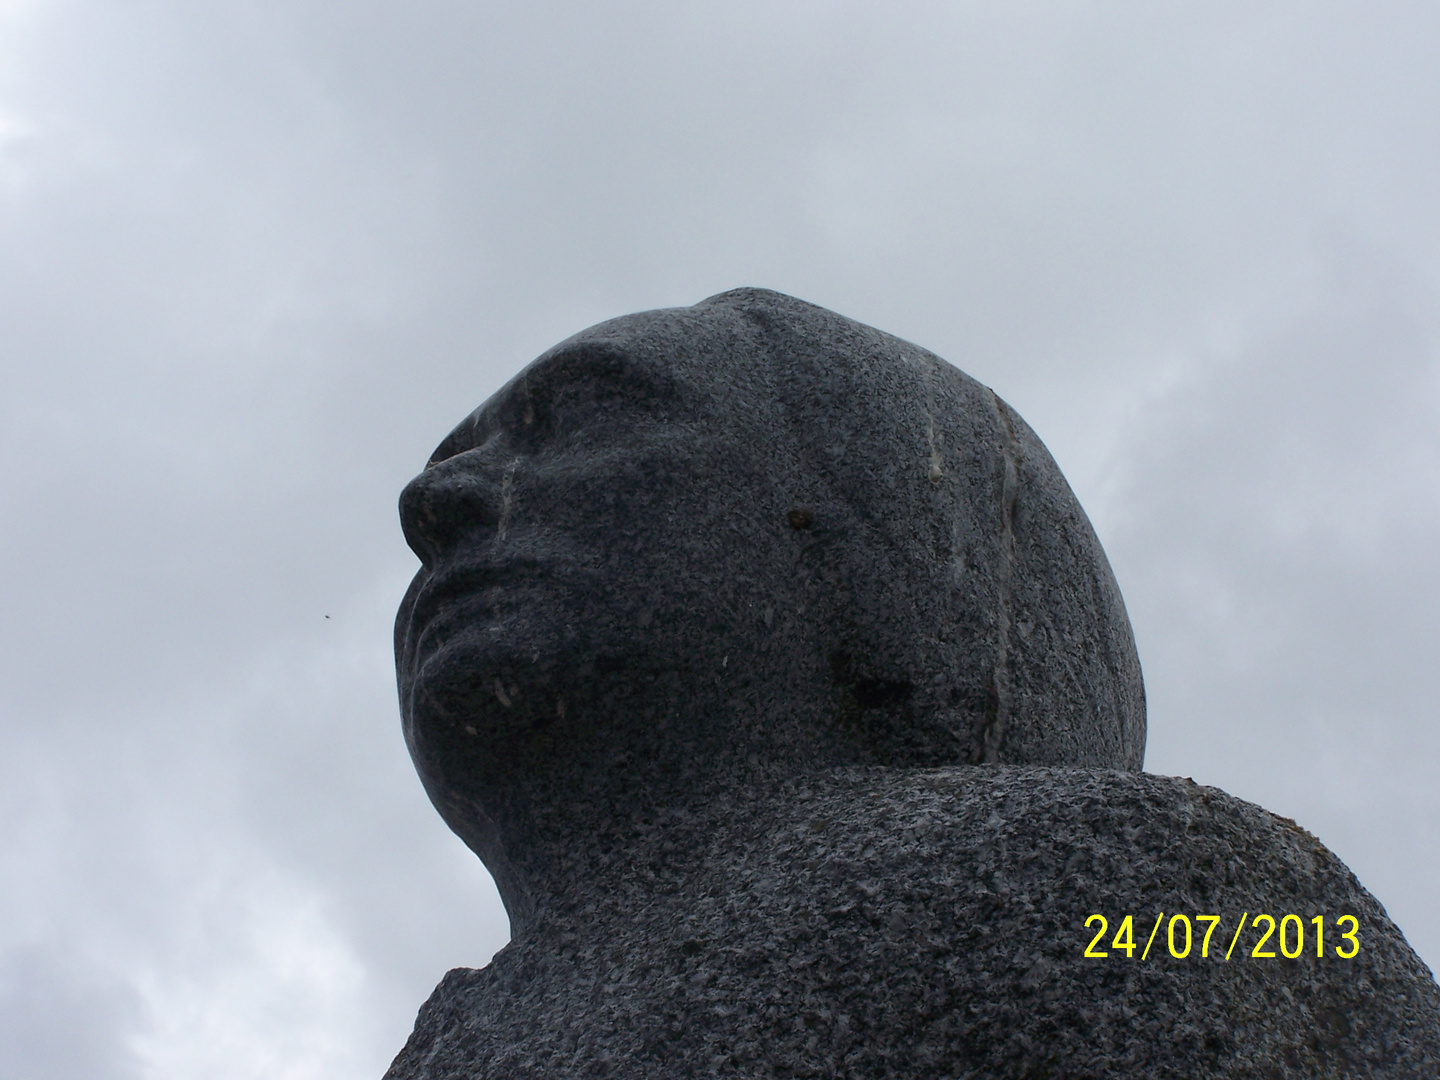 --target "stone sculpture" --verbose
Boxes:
[386,288,1440,1078]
